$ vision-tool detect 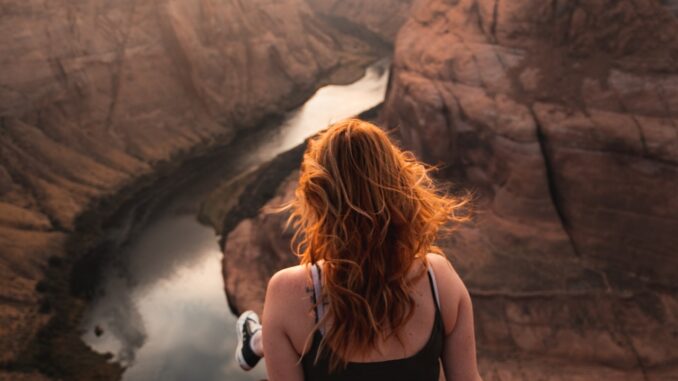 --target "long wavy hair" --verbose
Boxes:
[283,118,469,370]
